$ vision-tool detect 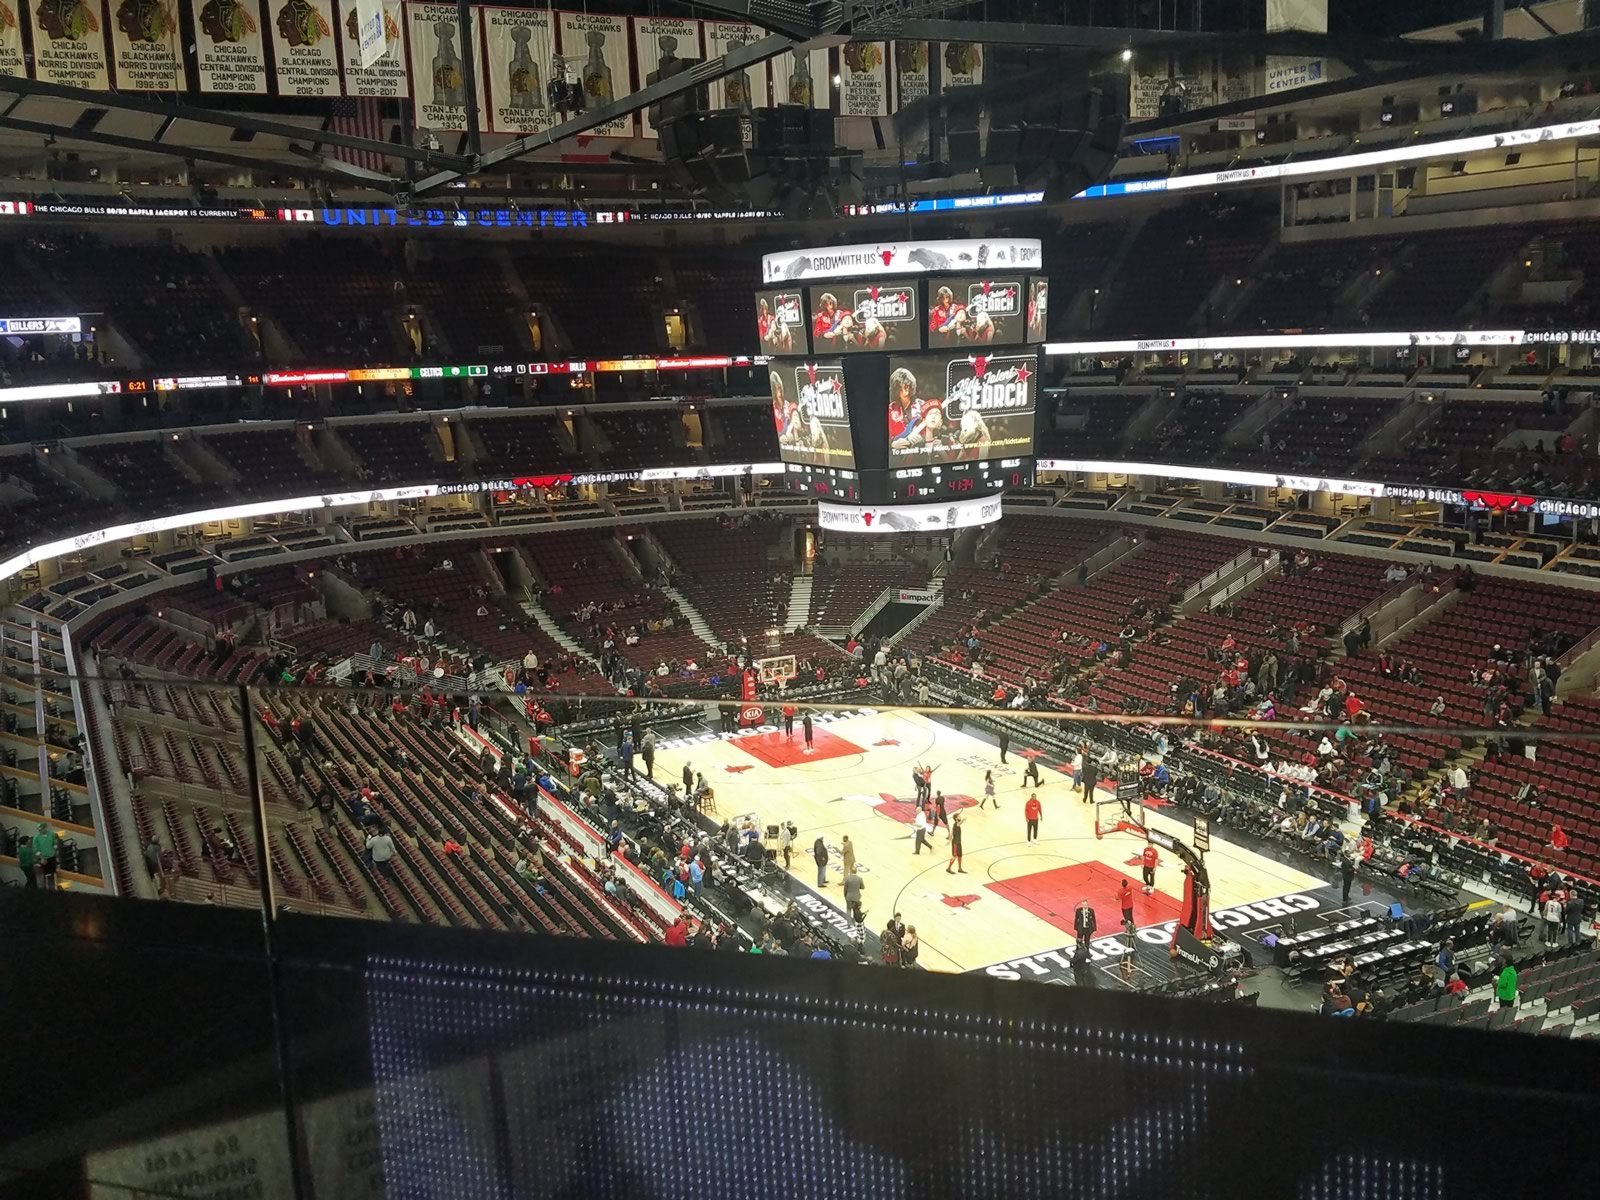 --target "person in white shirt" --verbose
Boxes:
[912,808,931,855]
[1383,563,1408,584]
[1429,696,1446,717]
[523,650,539,673]
[1450,764,1469,800]
[366,828,396,875]
[423,618,436,640]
